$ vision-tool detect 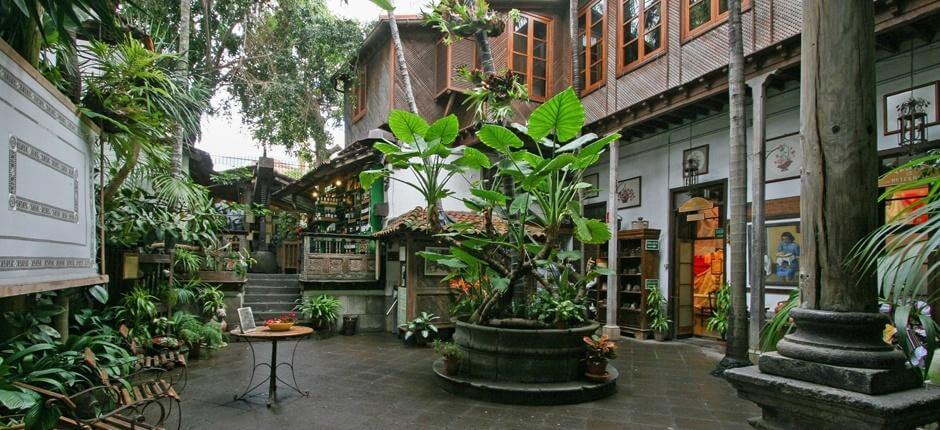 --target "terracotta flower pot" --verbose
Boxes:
[654,331,666,342]
[444,356,459,376]
[585,358,607,376]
